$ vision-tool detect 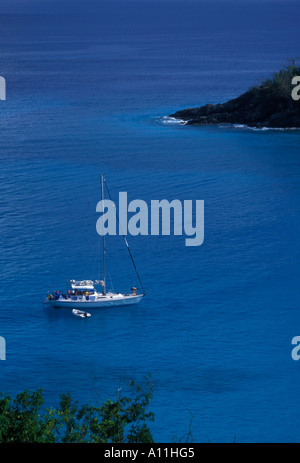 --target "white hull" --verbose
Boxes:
[46,293,143,309]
